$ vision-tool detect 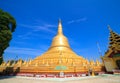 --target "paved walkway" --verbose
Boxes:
[0,74,120,83]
